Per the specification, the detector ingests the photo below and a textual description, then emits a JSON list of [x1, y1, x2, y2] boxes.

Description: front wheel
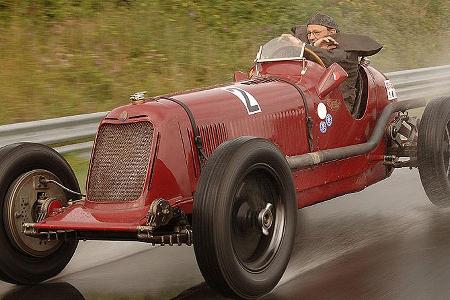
[[417, 97, 450, 207], [193, 137, 297, 299], [0, 143, 79, 284]]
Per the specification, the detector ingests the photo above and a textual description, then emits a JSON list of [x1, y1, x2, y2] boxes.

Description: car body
[[1, 35, 448, 299], [31, 38, 392, 231]]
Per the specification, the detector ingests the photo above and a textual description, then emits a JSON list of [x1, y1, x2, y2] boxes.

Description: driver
[[306, 13, 340, 50], [293, 13, 359, 111]]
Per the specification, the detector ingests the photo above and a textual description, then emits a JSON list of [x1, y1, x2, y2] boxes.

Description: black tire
[[417, 97, 450, 207], [193, 137, 297, 299], [0, 143, 79, 284]]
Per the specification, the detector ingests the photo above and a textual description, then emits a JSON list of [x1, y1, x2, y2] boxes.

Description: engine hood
[[167, 78, 306, 127], [104, 77, 311, 159], [106, 78, 307, 128]]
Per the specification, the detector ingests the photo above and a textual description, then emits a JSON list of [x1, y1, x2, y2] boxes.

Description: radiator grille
[[240, 77, 278, 85], [87, 122, 153, 202]]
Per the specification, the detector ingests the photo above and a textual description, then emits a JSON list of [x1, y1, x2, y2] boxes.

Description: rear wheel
[[417, 97, 450, 207], [0, 143, 79, 284], [193, 137, 296, 299]]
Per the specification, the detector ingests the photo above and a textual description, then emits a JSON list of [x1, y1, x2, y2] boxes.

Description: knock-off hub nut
[[258, 203, 274, 236]]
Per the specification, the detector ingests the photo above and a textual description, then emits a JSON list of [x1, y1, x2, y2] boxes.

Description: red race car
[[0, 34, 448, 299]]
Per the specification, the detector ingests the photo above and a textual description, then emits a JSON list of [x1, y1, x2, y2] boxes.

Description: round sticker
[[319, 121, 327, 133], [317, 103, 327, 120], [326, 114, 333, 127]]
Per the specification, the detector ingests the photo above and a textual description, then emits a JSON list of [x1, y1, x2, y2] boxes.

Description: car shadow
[[2, 282, 85, 300], [171, 282, 230, 300]]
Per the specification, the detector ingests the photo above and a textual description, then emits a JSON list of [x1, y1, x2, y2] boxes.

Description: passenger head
[[306, 13, 339, 44]]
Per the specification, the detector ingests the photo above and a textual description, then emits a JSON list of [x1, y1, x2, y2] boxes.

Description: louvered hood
[[171, 78, 310, 156]]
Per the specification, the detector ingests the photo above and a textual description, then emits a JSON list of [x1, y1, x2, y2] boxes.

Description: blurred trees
[[0, 0, 449, 124]]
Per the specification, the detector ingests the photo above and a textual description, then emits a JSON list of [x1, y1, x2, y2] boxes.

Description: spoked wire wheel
[[418, 97, 450, 207], [193, 137, 296, 299]]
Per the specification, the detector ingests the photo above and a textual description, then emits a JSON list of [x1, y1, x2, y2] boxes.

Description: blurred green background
[[0, 0, 449, 125], [1, 0, 449, 186]]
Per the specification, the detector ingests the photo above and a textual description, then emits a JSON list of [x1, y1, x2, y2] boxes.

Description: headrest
[[291, 25, 383, 57]]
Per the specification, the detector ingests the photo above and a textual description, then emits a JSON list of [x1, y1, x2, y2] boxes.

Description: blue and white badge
[[325, 114, 333, 127], [320, 121, 327, 133]]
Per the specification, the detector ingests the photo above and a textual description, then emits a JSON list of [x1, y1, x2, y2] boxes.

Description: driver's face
[[307, 24, 331, 44]]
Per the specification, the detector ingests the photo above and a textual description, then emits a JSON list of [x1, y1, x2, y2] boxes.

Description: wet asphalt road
[[1, 168, 449, 300]]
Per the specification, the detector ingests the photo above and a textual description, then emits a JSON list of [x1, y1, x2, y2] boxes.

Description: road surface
[[1, 168, 449, 299]]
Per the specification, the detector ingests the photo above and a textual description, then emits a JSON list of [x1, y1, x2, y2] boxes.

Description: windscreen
[[258, 34, 305, 60]]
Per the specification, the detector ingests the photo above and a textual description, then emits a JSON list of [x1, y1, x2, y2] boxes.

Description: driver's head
[[307, 13, 339, 44]]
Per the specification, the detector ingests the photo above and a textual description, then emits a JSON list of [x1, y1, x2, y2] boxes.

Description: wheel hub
[[5, 169, 66, 257], [258, 203, 274, 236], [230, 166, 287, 272]]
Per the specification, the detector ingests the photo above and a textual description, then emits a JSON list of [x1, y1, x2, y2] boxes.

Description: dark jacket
[[307, 45, 359, 105], [291, 25, 382, 107]]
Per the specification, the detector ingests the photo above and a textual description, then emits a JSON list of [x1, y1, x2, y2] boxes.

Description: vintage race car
[[0, 34, 448, 299]]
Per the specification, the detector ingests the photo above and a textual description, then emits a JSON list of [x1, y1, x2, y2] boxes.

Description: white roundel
[[317, 103, 327, 120]]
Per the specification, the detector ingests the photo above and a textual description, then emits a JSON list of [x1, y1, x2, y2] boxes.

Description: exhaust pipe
[[287, 98, 426, 170]]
